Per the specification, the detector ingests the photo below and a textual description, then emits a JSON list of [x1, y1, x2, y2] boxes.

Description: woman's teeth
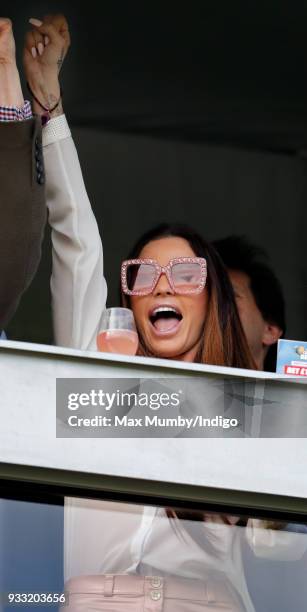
[[152, 306, 180, 316], [150, 306, 182, 333]]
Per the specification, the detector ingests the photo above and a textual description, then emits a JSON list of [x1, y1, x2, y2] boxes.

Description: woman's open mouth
[[149, 305, 183, 336]]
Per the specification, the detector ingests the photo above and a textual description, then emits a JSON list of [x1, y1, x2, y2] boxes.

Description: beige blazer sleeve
[[42, 115, 107, 349]]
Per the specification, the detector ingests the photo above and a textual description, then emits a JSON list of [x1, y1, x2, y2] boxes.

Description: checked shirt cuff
[[0, 100, 32, 122]]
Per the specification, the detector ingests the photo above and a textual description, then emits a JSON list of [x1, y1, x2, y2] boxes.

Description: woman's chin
[[148, 338, 188, 360], [141, 325, 198, 361], [145, 333, 201, 362]]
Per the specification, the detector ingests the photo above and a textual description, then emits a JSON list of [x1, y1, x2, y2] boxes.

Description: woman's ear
[[262, 323, 283, 347]]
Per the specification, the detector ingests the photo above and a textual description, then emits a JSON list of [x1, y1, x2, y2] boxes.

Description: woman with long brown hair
[[22, 15, 306, 612], [24, 21, 255, 369], [22, 13, 256, 369]]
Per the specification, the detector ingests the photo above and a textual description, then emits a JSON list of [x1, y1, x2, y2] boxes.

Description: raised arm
[[0, 18, 46, 329], [23, 15, 107, 349]]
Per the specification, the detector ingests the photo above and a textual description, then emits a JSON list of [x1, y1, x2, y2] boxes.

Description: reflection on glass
[[64, 499, 307, 612], [0, 496, 307, 611]]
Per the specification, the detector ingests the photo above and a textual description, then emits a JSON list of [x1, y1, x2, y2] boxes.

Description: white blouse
[[43, 117, 307, 612], [64, 498, 307, 612]]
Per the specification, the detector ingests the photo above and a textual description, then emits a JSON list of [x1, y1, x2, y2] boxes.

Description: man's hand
[[23, 14, 70, 116], [0, 18, 16, 65]]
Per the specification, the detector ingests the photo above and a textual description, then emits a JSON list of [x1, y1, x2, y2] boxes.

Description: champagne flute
[[96, 307, 139, 356]]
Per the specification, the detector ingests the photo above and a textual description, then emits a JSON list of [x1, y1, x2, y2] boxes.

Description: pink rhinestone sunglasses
[[121, 257, 207, 296]]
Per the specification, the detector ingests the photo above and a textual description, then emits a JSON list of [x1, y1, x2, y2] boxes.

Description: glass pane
[[1, 495, 307, 611], [0, 498, 64, 611]]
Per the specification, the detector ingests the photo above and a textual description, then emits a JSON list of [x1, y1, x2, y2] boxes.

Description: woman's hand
[[23, 14, 70, 117], [0, 18, 24, 107]]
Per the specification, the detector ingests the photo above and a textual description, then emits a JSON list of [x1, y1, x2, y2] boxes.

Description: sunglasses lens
[[171, 262, 202, 291], [126, 263, 156, 292]]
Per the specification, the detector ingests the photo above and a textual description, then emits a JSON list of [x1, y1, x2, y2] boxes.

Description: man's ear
[[262, 323, 283, 347]]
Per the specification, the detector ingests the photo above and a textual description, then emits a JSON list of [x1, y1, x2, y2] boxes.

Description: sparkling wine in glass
[[97, 307, 139, 356]]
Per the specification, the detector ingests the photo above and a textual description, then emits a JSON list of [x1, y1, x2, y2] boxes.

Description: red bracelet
[[27, 82, 62, 125]]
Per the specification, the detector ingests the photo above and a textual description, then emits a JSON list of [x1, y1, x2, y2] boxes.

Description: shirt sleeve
[[0, 100, 32, 122], [42, 114, 107, 349]]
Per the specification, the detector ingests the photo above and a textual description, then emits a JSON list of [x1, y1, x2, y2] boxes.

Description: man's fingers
[[0, 17, 12, 33], [0, 17, 12, 27]]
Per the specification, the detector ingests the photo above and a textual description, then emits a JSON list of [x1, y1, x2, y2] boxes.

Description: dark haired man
[[213, 236, 285, 372]]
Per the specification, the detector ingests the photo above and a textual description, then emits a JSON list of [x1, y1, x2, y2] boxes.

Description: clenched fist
[[0, 18, 16, 65]]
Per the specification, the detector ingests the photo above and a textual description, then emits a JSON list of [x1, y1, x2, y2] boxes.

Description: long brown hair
[[122, 223, 256, 370], [165, 508, 247, 557]]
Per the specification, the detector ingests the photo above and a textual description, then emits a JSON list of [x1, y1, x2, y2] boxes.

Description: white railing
[[0, 340, 307, 499]]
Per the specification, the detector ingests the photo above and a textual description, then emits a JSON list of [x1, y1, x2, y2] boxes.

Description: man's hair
[[213, 235, 286, 372]]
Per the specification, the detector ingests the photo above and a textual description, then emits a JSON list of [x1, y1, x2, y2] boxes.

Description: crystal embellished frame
[[121, 257, 207, 296]]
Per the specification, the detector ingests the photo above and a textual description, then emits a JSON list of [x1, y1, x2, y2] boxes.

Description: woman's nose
[[153, 271, 174, 295]]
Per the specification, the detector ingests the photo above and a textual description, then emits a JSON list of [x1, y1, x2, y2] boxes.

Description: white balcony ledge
[[0, 340, 306, 500]]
